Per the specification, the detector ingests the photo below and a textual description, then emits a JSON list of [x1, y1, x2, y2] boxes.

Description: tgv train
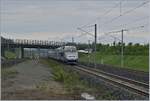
[[48, 46, 78, 64]]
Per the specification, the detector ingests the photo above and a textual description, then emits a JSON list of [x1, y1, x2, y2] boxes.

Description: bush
[[52, 66, 68, 82], [5, 51, 16, 59], [42, 59, 88, 93]]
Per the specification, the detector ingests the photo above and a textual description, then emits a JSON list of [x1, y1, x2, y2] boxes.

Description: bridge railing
[[1, 38, 66, 47]]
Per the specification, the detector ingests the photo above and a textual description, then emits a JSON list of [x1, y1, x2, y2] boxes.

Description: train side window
[[60, 52, 63, 56]]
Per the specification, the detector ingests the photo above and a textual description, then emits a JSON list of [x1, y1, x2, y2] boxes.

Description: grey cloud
[[1, 0, 149, 43]]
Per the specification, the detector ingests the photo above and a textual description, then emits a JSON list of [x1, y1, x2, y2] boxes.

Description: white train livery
[[49, 46, 78, 64]]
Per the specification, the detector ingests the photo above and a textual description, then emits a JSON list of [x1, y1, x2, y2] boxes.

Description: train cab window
[[64, 46, 77, 52]]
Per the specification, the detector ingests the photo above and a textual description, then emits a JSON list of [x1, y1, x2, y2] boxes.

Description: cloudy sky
[[1, 0, 149, 44]]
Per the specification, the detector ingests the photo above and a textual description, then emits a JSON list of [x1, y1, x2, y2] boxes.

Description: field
[[79, 52, 149, 72]]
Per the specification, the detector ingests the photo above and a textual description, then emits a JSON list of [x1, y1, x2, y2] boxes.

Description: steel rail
[[73, 65, 149, 96], [78, 64, 149, 87]]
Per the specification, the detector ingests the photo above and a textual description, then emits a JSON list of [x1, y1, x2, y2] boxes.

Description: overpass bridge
[[1, 37, 65, 58]]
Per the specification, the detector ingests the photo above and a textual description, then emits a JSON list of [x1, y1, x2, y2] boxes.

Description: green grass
[[41, 59, 107, 98], [1, 68, 18, 79], [79, 52, 149, 72], [40, 59, 89, 93], [5, 51, 16, 59], [41, 59, 141, 99]]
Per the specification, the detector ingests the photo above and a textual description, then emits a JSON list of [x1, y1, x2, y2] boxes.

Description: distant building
[[78, 49, 92, 54]]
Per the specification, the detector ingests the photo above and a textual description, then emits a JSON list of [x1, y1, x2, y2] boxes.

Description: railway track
[[73, 64, 149, 97]]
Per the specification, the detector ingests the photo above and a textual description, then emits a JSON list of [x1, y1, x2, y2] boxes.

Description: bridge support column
[[1, 47, 5, 57], [21, 47, 24, 58], [18, 47, 24, 58], [38, 47, 40, 58], [30, 48, 32, 59]]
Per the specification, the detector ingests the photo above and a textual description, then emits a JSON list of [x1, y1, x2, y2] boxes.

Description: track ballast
[[72, 64, 149, 97]]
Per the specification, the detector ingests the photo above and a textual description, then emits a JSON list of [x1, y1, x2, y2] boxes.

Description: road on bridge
[[1, 59, 73, 100]]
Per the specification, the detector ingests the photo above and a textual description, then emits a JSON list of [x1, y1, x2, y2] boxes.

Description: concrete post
[[18, 46, 24, 58], [121, 29, 124, 67], [94, 24, 97, 68], [18, 47, 21, 59], [1, 47, 5, 57], [21, 47, 24, 58], [38, 47, 40, 58]]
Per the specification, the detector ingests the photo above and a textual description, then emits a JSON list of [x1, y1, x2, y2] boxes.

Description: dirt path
[[3, 60, 52, 90], [1, 59, 76, 100]]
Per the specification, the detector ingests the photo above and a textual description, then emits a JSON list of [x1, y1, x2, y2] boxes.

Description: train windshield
[[64, 46, 77, 52]]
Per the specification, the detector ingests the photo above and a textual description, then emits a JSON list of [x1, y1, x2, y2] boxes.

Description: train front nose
[[65, 52, 78, 60], [66, 55, 78, 60]]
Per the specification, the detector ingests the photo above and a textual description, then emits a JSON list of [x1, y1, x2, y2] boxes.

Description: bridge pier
[[30, 48, 32, 59], [38, 47, 40, 58], [21, 47, 24, 58], [18, 47, 24, 58], [1, 47, 5, 57]]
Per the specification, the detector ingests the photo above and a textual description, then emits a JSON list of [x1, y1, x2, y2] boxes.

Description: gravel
[[1, 59, 75, 100], [70, 66, 149, 100], [79, 62, 149, 84]]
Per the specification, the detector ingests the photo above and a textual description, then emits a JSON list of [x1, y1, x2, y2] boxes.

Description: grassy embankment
[[1, 68, 18, 80], [41, 59, 121, 100], [41, 59, 89, 93], [2, 51, 18, 79], [79, 52, 149, 72], [4, 51, 16, 59]]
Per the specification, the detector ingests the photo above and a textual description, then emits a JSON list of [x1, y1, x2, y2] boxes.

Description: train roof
[[56, 45, 76, 50]]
